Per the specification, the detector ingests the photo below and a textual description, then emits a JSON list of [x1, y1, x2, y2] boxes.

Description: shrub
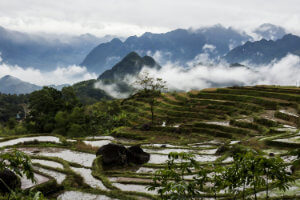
[[67, 124, 85, 137]]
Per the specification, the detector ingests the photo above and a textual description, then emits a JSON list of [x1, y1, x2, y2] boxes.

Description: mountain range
[[0, 75, 41, 94], [225, 34, 300, 65], [0, 24, 290, 74], [0, 75, 69, 95], [0, 26, 116, 71], [81, 25, 253, 73]]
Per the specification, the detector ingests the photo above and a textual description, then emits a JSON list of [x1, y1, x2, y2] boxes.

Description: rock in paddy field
[[0, 169, 21, 194], [95, 143, 150, 167]]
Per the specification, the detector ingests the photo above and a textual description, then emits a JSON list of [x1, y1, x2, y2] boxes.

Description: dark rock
[[216, 145, 230, 155], [127, 145, 150, 165], [173, 127, 182, 134], [269, 153, 275, 157], [96, 143, 128, 166], [141, 123, 151, 131], [0, 169, 21, 193], [291, 165, 295, 174], [96, 143, 150, 167]]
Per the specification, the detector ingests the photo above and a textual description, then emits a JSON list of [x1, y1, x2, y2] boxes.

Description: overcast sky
[[0, 0, 299, 37]]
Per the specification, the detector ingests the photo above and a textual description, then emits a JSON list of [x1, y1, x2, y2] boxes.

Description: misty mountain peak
[[0, 75, 41, 94], [111, 38, 123, 44], [98, 52, 160, 81], [254, 23, 286, 40]]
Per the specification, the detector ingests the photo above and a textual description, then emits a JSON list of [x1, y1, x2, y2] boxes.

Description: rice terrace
[[1, 85, 300, 199]]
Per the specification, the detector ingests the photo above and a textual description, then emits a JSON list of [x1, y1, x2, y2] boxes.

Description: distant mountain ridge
[[0, 24, 289, 74], [225, 34, 300, 65], [0, 75, 70, 94], [0, 26, 115, 71], [81, 25, 252, 73], [0, 75, 41, 94]]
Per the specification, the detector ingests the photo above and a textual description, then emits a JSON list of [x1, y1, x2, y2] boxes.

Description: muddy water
[[71, 167, 107, 190], [144, 148, 192, 154], [256, 179, 300, 197], [35, 167, 66, 184], [21, 173, 49, 189], [86, 136, 114, 140], [83, 140, 111, 147], [149, 154, 219, 164], [112, 183, 157, 195], [262, 149, 288, 155], [135, 167, 158, 174], [0, 136, 61, 148], [205, 121, 230, 126], [57, 191, 117, 200], [281, 155, 298, 163], [279, 110, 299, 117], [222, 157, 234, 163], [274, 136, 300, 144], [17, 147, 96, 167], [32, 159, 64, 169], [143, 144, 183, 148], [144, 147, 217, 155]]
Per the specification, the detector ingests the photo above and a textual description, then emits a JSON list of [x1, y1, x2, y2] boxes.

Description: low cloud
[[94, 80, 131, 99], [93, 54, 300, 99], [0, 57, 97, 86], [202, 44, 216, 52], [140, 54, 300, 91]]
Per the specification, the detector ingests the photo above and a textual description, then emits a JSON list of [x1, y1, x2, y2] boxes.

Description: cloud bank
[[94, 80, 131, 99], [0, 57, 97, 86], [141, 54, 300, 91], [94, 53, 300, 99]]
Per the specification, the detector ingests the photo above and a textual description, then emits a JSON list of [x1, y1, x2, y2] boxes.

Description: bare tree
[[134, 72, 167, 124]]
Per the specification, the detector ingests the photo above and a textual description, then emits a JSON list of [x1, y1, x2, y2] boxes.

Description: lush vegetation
[[0, 150, 46, 200], [149, 151, 294, 200]]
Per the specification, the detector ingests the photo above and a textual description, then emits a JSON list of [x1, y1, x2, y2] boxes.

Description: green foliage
[[88, 100, 129, 135], [7, 117, 17, 129], [0, 150, 35, 184], [217, 88, 300, 103], [254, 117, 278, 127], [148, 152, 208, 199], [0, 150, 39, 199], [189, 92, 278, 110], [5, 190, 47, 200], [274, 111, 299, 124], [149, 151, 295, 200], [230, 119, 268, 134], [26, 87, 80, 133], [0, 93, 27, 123], [72, 79, 111, 105], [67, 124, 84, 137]]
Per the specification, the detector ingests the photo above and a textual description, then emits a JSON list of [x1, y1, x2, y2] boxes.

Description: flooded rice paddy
[[0, 121, 298, 199]]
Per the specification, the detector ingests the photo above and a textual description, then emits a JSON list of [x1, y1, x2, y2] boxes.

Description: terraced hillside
[[0, 86, 300, 199]]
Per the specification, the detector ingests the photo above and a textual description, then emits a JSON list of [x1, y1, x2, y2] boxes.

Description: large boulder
[[0, 169, 21, 194], [127, 145, 150, 165], [96, 143, 150, 167], [96, 143, 128, 166]]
